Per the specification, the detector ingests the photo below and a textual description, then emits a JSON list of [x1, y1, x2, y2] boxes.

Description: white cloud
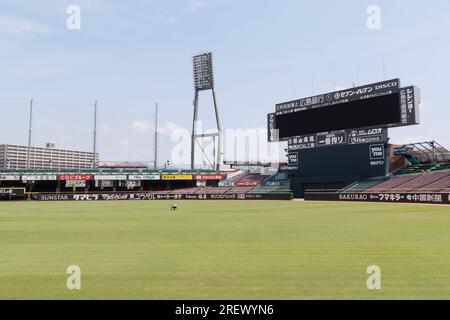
[[0, 39, 16, 54], [189, 0, 209, 13], [159, 122, 183, 135], [100, 124, 112, 135], [118, 138, 129, 146], [132, 120, 183, 135], [158, 0, 214, 25], [163, 15, 180, 25], [0, 16, 49, 34], [132, 120, 153, 133], [13, 66, 72, 78]]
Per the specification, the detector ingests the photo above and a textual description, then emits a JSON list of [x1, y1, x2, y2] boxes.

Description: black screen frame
[[276, 92, 401, 139]]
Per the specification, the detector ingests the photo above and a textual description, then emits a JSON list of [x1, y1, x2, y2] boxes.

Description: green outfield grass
[[0, 200, 449, 299]]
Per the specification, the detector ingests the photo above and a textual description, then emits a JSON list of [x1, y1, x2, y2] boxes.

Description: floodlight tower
[[191, 52, 222, 171]]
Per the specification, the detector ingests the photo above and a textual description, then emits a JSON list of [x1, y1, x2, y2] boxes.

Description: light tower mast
[[191, 52, 222, 171]]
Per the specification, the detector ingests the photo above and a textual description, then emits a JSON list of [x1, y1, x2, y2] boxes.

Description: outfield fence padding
[[30, 192, 293, 201], [305, 191, 450, 205]]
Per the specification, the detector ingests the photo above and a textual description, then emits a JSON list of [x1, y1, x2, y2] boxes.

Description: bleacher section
[[237, 173, 270, 185], [432, 162, 450, 172], [0, 166, 295, 197], [366, 174, 420, 192], [342, 169, 450, 193], [226, 186, 255, 194], [196, 187, 232, 194], [343, 177, 388, 192], [190, 171, 291, 194], [418, 173, 450, 192], [249, 185, 291, 194], [395, 163, 436, 175], [170, 187, 202, 194], [227, 171, 248, 184], [392, 161, 450, 176], [394, 171, 450, 192]]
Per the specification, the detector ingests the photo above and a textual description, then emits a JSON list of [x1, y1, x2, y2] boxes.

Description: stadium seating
[[394, 171, 450, 192], [195, 187, 231, 194], [343, 169, 450, 193], [226, 171, 248, 184], [170, 187, 202, 194], [394, 164, 435, 176], [236, 173, 271, 185], [432, 162, 450, 171], [226, 186, 256, 193], [343, 177, 388, 192], [417, 173, 450, 192], [249, 185, 291, 194], [366, 174, 420, 192]]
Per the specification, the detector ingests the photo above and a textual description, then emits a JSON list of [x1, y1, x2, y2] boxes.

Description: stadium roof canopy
[[396, 141, 450, 164]]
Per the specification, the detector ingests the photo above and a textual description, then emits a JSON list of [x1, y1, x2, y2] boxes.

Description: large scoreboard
[[268, 79, 421, 150], [268, 79, 422, 198]]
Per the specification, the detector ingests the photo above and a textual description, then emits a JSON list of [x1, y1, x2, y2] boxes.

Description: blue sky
[[0, 0, 449, 165]]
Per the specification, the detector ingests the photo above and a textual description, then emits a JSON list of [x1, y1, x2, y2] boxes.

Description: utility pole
[[191, 91, 199, 170], [356, 64, 360, 86], [212, 90, 222, 172], [154, 102, 158, 170], [93, 101, 98, 169], [431, 141, 437, 164], [27, 99, 33, 169], [213, 135, 216, 170], [333, 61, 336, 90]]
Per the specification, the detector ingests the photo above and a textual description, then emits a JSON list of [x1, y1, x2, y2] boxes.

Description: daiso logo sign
[[370, 144, 384, 160]]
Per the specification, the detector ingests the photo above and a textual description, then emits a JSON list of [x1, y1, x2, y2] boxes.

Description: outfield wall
[[305, 191, 450, 205], [0, 188, 26, 200], [30, 192, 293, 201]]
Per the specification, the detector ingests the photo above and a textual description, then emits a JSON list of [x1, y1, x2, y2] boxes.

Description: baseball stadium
[[1, 73, 450, 300]]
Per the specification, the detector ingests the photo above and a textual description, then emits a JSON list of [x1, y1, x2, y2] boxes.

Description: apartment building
[[0, 143, 99, 170]]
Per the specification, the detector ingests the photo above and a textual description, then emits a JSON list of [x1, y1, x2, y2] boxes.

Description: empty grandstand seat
[[344, 176, 389, 192], [227, 171, 248, 184], [367, 174, 420, 192], [249, 185, 292, 194], [195, 187, 231, 194], [170, 187, 202, 194], [226, 186, 255, 194], [236, 174, 270, 185], [417, 171, 450, 192], [395, 171, 450, 192]]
